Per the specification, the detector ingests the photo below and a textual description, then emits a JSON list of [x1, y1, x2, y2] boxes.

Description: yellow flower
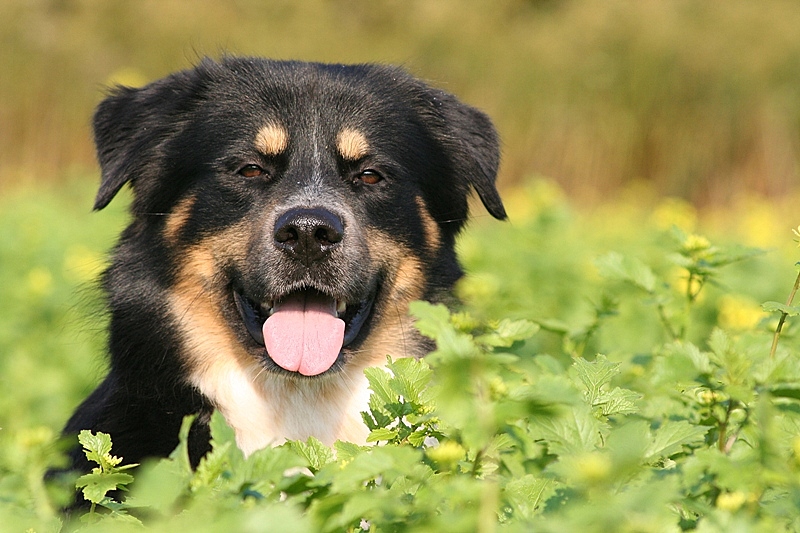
[[17, 426, 54, 449], [716, 491, 750, 512], [696, 389, 723, 405], [652, 197, 697, 232], [573, 452, 612, 484], [681, 234, 712, 257], [27, 267, 53, 297], [503, 179, 566, 224], [717, 294, 764, 331], [426, 441, 466, 470]]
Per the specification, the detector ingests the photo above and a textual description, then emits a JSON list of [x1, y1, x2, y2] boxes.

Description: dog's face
[[93, 58, 504, 449]]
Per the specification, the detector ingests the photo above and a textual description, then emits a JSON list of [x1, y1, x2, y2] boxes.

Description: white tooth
[[336, 300, 347, 316]]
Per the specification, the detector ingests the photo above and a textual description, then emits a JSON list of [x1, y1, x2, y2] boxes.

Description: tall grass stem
[[769, 268, 800, 359]]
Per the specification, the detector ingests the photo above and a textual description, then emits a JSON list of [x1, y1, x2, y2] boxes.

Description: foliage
[[3, 179, 800, 531], [74, 431, 137, 516]]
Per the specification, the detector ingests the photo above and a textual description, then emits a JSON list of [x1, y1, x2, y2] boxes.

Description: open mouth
[[233, 286, 376, 377]]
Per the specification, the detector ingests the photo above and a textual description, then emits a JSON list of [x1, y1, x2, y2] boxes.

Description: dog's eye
[[238, 164, 266, 178], [358, 170, 382, 185]]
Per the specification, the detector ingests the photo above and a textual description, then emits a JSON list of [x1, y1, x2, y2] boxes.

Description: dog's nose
[[274, 208, 344, 263]]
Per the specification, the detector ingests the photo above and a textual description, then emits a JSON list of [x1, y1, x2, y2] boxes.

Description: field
[[2, 178, 800, 531], [4, 0, 800, 530]]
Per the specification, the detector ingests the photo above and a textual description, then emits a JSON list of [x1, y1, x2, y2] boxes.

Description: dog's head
[[93, 57, 504, 395]]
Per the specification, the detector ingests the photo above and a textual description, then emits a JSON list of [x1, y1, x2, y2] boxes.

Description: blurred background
[[2, 0, 800, 205]]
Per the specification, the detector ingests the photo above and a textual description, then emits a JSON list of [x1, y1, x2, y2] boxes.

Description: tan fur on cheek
[[255, 122, 289, 156], [415, 196, 441, 252], [164, 195, 196, 243], [359, 230, 428, 364]]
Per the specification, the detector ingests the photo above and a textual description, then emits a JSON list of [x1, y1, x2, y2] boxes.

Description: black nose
[[274, 207, 344, 264]]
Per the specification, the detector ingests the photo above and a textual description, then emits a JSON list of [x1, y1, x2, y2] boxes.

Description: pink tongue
[[262, 292, 345, 376]]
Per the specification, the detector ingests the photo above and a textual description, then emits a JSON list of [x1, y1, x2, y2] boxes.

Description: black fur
[[61, 57, 505, 481]]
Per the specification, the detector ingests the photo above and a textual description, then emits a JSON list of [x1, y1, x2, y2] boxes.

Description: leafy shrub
[[2, 179, 800, 531]]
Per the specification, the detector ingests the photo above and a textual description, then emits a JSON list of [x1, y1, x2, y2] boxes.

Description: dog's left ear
[[427, 90, 507, 221]]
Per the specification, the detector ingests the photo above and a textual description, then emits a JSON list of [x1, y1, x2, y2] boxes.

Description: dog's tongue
[[263, 292, 345, 376]]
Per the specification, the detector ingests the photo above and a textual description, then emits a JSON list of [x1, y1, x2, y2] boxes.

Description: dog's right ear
[[92, 66, 207, 211]]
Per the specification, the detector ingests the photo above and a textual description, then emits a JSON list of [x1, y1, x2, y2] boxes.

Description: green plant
[[74, 431, 138, 523], [46, 290, 800, 531], [595, 228, 763, 342], [3, 180, 800, 531]]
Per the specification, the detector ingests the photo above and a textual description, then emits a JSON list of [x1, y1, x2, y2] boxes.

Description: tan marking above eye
[[255, 122, 289, 156], [337, 128, 370, 161]]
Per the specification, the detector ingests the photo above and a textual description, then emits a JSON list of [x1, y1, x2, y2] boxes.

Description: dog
[[61, 57, 506, 474]]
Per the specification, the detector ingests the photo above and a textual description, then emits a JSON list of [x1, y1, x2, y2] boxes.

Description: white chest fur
[[191, 359, 373, 456]]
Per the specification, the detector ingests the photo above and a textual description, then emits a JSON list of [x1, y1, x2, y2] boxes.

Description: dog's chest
[[194, 364, 373, 456]]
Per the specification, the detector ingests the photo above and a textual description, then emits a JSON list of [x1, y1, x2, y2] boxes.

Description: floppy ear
[[92, 67, 206, 211], [428, 90, 507, 221]]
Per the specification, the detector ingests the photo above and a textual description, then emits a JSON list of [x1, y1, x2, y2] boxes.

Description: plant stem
[[656, 302, 679, 341], [769, 268, 800, 359], [718, 401, 734, 453]]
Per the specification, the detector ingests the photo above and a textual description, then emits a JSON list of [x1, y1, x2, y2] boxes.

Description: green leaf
[[78, 430, 122, 471], [530, 402, 604, 456], [76, 472, 134, 504], [125, 458, 188, 512], [504, 475, 555, 519], [386, 356, 433, 405], [595, 387, 641, 416], [767, 384, 800, 401], [707, 328, 753, 394], [476, 318, 540, 347], [595, 252, 657, 292], [762, 301, 800, 316], [168, 414, 199, 477], [209, 409, 236, 446], [366, 428, 399, 443], [334, 441, 367, 463], [286, 437, 334, 472], [570, 355, 620, 405], [709, 245, 765, 268], [78, 430, 113, 461], [410, 300, 478, 359], [408, 301, 453, 339], [364, 365, 396, 407], [190, 441, 232, 491], [328, 446, 423, 494], [645, 421, 710, 462], [533, 318, 572, 334], [655, 341, 712, 384], [606, 420, 649, 465]]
